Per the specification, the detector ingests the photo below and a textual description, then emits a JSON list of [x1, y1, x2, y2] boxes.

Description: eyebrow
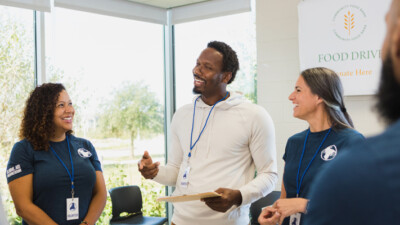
[[57, 100, 71, 103], [203, 62, 213, 67]]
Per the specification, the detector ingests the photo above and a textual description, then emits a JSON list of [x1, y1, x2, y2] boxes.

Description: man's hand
[[201, 188, 242, 212], [138, 151, 160, 179], [258, 206, 281, 225]]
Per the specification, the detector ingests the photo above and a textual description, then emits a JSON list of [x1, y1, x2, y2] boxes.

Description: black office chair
[[109, 185, 168, 225], [249, 191, 281, 225]]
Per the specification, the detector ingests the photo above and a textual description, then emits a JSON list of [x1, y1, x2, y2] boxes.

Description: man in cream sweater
[[139, 41, 278, 225]]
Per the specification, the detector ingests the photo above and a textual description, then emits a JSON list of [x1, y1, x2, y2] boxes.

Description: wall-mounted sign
[[298, 0, 391, 95]]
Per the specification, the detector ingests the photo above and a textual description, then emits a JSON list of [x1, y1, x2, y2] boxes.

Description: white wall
[[255, 0, 385, 190]]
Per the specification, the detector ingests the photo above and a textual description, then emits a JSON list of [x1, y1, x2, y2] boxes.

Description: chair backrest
[[109, 185, 143, 220], [250, 191, 281, 225]]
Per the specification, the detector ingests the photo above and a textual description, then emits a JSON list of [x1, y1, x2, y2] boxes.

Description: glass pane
[[0, 5, 35, 223], [45, 8, 165, 222], [175, 11, 257, 108]]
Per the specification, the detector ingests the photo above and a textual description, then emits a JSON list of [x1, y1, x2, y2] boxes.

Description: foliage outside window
[[0, 6, 166, 224], [0, 6, 35, 224], [45, 8, 166, 224], [175, 12, 257, 108], [0, 5, 257, 225]]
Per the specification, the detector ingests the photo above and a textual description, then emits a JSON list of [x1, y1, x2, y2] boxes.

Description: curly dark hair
[[207, 41, 239, 84], [19, 83, 72, 151]]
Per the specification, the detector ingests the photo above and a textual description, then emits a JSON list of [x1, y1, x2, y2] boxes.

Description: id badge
[[289, 213, 301, 225], [66, 198, 79, 220], [180, 166, 191, 188]]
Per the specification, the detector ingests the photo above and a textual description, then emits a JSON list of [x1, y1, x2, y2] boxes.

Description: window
[[0, 3, 255, 223], [174, 11, 257, 108], [0, 5, 35, 222], [45, 8, 166, 222]]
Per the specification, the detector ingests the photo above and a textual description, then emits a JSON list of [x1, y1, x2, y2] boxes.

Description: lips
[[194, 75, 205, 87], [62, 117, 73, 123], [291, 103, 299, 112]]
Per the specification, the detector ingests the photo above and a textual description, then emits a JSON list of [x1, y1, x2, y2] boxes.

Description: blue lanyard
[[50, 135, 75, 198], [189, 92, 229, 158], [296, 127, 332, 197]]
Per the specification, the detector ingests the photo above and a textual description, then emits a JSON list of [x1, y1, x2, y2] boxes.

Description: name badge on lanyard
[[290, 213, 301, 225], [184, 92, 229, 189], [292, 128, 331, 225], [50, 135, 79, 221], [66, 198, 79, 220], [180, 166, 191, 188]]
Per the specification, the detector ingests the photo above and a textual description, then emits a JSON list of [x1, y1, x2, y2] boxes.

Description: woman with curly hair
[[6, 83, 106, 225]]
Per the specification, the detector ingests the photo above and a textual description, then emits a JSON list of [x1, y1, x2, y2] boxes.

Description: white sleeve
[[152, 113, 183, 186], [239, 106, 278, 205]]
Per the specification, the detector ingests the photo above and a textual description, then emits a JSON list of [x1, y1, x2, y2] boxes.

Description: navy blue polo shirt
[[6, 134, 102, 225], [282, 127, 364, 225]]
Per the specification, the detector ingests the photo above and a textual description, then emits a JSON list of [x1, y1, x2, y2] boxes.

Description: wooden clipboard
[[157, 192, 221, 202]]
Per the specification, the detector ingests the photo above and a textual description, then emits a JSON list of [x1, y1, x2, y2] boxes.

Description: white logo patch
[[7, 164, 22, 178], [321, 145, 337, 161], [77, 148, 92, 158]]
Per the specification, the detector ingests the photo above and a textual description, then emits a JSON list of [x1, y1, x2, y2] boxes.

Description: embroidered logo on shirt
[[321, 145, 338, 161], [7, 164, 22, 178], [77, 148, 92, 158]]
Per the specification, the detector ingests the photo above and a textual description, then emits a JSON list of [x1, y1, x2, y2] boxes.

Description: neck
[[307, 110, 332, 132], [50, 131, 66, 142], [201, 90, 229, 106]]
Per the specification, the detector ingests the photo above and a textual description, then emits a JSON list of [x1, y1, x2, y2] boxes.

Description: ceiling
[[127, 0, 211, 9]]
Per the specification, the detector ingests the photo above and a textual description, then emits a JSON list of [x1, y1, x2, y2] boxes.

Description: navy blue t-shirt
[[304, 120, 400, 225], [282, 127, 364, 225], [6, 134, 102, 225]]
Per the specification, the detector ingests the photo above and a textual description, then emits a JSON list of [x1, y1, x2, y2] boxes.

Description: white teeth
[[63, 117, 72, 120], [194, 78, 204, 82]]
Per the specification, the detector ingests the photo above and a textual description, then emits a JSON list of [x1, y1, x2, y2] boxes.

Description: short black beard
[[375, 55, 400, 125], [193, 87, 201, 95]]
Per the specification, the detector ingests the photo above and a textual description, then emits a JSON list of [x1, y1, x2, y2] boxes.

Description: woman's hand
[[273, 198, 308, 224], [258, 206, 281, 225]]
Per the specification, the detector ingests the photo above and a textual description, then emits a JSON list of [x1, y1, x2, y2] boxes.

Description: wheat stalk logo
[[344, 11, 355, 36]]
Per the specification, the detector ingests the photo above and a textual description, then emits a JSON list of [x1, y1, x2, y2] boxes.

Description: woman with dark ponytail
[[259, 67, 364, 225]]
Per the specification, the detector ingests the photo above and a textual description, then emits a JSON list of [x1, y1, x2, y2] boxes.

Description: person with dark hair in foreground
[[6, 83, 107, 225], [138, 41, 278, 225], [303, 1, 400, 224], [258, 67, 364, 225]]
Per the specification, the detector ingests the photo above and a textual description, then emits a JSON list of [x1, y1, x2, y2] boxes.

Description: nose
[[66, 104, 74, 113], [288, 91, 295, 101], [193, 65, 201, 75]]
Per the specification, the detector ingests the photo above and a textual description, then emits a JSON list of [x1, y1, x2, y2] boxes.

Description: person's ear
[[222, 72, 232, 84], [316, 95, 324, 105], [390, 18, 400, 81]]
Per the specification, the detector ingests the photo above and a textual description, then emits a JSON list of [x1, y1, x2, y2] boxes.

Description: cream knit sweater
[[154, 92, 278, 225]]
